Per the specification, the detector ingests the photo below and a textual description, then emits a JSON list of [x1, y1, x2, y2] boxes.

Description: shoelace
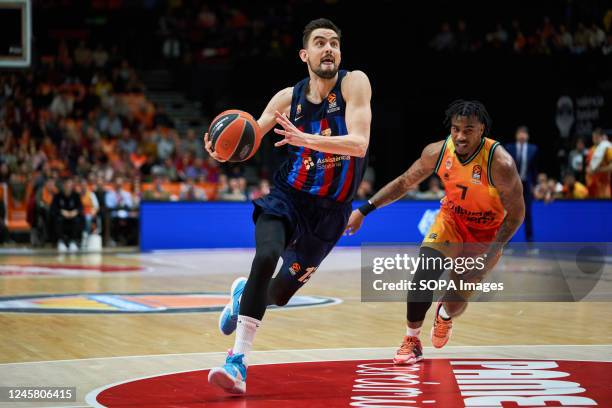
[[433, 317, 452, 338], [398, 337, 420, 355]]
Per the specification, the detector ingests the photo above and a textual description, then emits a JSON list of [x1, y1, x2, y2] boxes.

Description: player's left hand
[[344, 209, 365, 235], [273, 111, 308, 147]]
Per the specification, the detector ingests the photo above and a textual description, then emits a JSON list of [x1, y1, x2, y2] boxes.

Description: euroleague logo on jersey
[[471, 165, 482, 184], [327, 92, 340, 114]]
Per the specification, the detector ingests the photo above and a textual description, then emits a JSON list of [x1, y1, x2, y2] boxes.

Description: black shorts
[[252, 185, 351, 285]]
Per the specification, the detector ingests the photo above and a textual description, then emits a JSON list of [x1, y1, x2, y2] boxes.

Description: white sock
[[406, 326, 422, 337], [233, 315, 260, 363], [438, 304, 451, 320]]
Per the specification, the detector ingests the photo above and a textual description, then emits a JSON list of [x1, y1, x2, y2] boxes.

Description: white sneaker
[[58, 241, 67, 252], [69, 242, 79, 252]]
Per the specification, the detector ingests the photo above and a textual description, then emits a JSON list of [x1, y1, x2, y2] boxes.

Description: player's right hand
[[344, 209, 365, 235], [203, 132, 227, 162]]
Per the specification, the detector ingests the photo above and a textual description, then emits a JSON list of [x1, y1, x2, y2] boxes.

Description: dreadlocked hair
[[444, 100, 492, 136]]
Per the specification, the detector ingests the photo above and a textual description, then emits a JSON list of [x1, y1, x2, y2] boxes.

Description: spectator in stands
[[9, 170, 27, 206], [156, 128, 175, 161], [51, 178, 83, 252], [455, 20, 472, 52], [181, 129, 205, 159], [202, 156, 220, 182], [589, 23, 606, 50], [250, 179, 271, 200], [151, 157, 178, 181], [92, 44, 109, 68], [554, 24, 573, 52], [0, 162, 9, 183], [505, 126, 538, 242], [34, 178, 58, 244], [49, 87, 74, 118], [562, 172, 589, 199], [568, 137, 588, 181], [118, 128, 137, 154], [74, 40, 92, 66], [78, 179, 100, 238], [129, 146, 147, 171], [430, 22, 455, 52], [416, 177, 445, 199], [132, 178, 142, 209], [603, 33, 612, 56], [185, 157, 204, 180], [217, 173, 229, 196], [572, 23, 589, 54], [547, 177, 564, 200], [176, 152, 194, 181], [153, 105, 174, 129], [533, 173, 551, 201], [98, 109, 122, 137], [219, 177, 247, 201], [143, 176, 171, 200], [586, 128, 612, 198], [485, 22, 509, 49], [105, 177, 135, 246], [179, 177, 207, 201]]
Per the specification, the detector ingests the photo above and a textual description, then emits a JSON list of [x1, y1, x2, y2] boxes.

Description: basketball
[[207, 110, 262, 162]]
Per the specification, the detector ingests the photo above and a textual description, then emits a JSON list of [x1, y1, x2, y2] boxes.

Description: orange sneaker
[[393, 335, 423, 365], [430, 302, 453, 348]]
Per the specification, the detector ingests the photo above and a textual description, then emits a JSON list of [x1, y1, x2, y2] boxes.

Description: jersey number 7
[[457, 184, 468, 200]]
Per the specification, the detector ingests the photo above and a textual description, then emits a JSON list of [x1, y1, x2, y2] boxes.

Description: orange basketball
[[207, 110, 262, 162]]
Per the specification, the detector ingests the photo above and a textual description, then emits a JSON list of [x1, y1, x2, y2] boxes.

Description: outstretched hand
[[273, 111, 308, 148]]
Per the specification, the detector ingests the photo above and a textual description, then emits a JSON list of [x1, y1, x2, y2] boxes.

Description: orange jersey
[[434, 136, 505, 230]]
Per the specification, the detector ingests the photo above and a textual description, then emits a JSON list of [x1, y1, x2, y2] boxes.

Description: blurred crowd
[[430, 15, 612, 55], [158, 2, 296, 63], [0, 40, 271, 248], [1, 2, 611, 249], [537, 128, 612, 201]]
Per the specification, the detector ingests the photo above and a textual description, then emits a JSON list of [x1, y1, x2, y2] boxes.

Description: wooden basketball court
[[1, 247, 611, 407]]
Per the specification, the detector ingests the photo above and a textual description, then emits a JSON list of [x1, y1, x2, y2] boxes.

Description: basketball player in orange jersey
[[204, 18, 372, 393], [346, 100, 525, 364]]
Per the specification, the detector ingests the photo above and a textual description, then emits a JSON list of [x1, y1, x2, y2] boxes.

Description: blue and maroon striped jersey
[[275, 70, 367, 202]]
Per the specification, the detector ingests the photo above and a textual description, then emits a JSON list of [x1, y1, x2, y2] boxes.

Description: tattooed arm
[[463, 146, 525, 283], [344, 141, 444, 235], [485, 145, 526, 258]]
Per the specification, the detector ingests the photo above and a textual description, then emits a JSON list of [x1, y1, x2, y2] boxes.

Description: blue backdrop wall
[[140, 200, 611, 251]]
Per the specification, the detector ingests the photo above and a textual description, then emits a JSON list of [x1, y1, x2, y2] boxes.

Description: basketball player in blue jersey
[[205, 18, 372, 394]]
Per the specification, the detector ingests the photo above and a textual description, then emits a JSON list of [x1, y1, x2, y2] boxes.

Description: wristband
[[358, 200, 376, 216]]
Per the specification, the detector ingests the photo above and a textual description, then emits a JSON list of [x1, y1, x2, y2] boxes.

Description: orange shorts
[[422, 209, 502, 300]]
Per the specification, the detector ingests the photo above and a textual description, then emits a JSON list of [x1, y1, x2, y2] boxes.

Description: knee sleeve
[[407, 246, 446, 323], [239, 214, 287, 320]]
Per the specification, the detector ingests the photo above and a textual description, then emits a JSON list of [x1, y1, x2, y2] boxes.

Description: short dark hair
[[593, 127, 605, 136], [516, 125, 529, 134], [444, 99, 492, 136], [303, 18, 341, 48]]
